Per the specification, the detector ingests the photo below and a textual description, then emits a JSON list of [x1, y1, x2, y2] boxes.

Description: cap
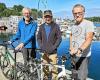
[[44, 10, 52, 17]]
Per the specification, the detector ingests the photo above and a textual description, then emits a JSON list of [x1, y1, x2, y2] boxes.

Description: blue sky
[[0, 0, 100, 12], [0, 0, 100, 17]]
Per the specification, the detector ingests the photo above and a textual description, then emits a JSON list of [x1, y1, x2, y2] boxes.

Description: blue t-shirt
[[44, 23, 51, 40]]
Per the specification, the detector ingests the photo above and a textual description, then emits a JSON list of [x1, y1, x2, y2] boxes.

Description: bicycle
[[25, 49, 71, 80], [14, 49, 78, 80], [9, 49, 51, 80], [37, 50, 80, 80], [35, 49, 71, 80], [0, 41, 26, 80], [10, 48, 41, 80]]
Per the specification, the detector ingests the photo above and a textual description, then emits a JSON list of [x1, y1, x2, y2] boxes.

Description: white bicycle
[[35, 49, 69, 80]]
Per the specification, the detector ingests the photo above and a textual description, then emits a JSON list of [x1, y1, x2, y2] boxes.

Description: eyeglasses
[[73, 12, 84, 16], [44, 15, 52, 18], [24, 12, 30, 14]]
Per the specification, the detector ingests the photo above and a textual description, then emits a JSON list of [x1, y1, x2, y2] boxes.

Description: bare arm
[[69, 33, 76, 55], [77, 32, 94, 55], [69, 33, 72, 50], [79, 32, 94, 50]]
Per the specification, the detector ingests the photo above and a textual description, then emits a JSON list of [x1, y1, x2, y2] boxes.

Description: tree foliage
[[85, 17, 100, 22], [0, 3, 6, 12], [13, 5, 24, 12], [0, 3, 43, 19]]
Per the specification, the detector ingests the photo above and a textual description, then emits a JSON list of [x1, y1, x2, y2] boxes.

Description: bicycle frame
[[0, 41, 18, 80], [40, 62, 67, 79], [12, 48, 77, 80], [35, 49, 68, 80]]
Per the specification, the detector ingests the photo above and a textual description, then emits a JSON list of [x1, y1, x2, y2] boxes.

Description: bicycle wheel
[[16, 62, 29, 80], [0, 54, 14, 79], [0, 46, 5, 66], [27, 61, 39, 80], [58, 76, 67, 80]]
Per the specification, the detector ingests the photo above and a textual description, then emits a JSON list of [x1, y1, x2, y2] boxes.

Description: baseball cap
[[44, 10, 52, 17]]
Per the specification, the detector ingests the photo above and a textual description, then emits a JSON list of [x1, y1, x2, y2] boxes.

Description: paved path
[[0, 68, 9, 80]]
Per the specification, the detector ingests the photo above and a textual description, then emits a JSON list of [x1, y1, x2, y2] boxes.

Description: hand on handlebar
[[7, 41, 12, 44], [15, 43, 24, 50], [70, 48, 77, 55], [70, 48, 81, 57], [76, 50, 81, 57]]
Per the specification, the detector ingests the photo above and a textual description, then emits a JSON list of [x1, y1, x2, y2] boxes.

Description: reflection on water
[[0, 33, 14, 42]]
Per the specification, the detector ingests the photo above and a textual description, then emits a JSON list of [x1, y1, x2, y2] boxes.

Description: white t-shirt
[[71, 19, 94, 57]]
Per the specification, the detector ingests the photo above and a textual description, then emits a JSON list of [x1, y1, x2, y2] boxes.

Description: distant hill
[[54, 11, 72, 19], [85, 8, 100, 17], [54, 8, 100, 19]]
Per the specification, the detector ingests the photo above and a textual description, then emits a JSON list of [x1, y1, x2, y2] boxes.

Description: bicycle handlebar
[[0, 41, 21, 53], [1, 41, 14, 47]]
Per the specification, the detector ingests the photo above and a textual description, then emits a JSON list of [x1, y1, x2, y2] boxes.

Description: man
[[11, 8, 37, 67], [70, 4, 94, 80], [37, 10, 62, 79]]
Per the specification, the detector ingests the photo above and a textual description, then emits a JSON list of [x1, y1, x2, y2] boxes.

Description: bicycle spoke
[[0, 55, 14, 79], [58, 76, 67, 80], [16, 62, 29, 80], [1, 56, 9, 68]]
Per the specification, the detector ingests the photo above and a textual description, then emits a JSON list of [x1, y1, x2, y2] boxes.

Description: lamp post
[[37, 0, 41, 18], [38, 0, 41, 10]]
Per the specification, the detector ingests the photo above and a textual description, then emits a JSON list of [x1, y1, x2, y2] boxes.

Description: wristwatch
[[78, 48, 83, 53]]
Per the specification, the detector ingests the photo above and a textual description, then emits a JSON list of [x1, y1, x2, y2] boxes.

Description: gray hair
[[22, 7, 32, 14], [72, 4, 85, 12]]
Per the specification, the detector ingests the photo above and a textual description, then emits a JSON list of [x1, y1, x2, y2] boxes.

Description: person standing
[[70, 4, 94, 80], [37, 10, 62, 79], [11, 7, 37, 68]]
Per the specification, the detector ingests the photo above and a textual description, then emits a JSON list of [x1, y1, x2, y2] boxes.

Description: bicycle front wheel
[[58, 76, 67, 80], [16, 62, 29, 80], [0, 54, 14, 79], [27, 62, 40, 80]]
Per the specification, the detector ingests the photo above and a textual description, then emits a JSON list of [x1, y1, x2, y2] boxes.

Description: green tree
[[85, 17, 100, 22], [13, 5, 24, 12], [0, 3, 43, 18], [38, 10, 43, 18], [0, 3, 6, 12], [31, 11, 38, 20], [0, 9, 12, 17], [31, 9, 43, 19]]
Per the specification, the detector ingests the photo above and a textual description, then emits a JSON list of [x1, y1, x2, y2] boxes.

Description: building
[[9, 16, 22, 34], [0, 17, 9, 33], [0, 16, 22, 34]]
